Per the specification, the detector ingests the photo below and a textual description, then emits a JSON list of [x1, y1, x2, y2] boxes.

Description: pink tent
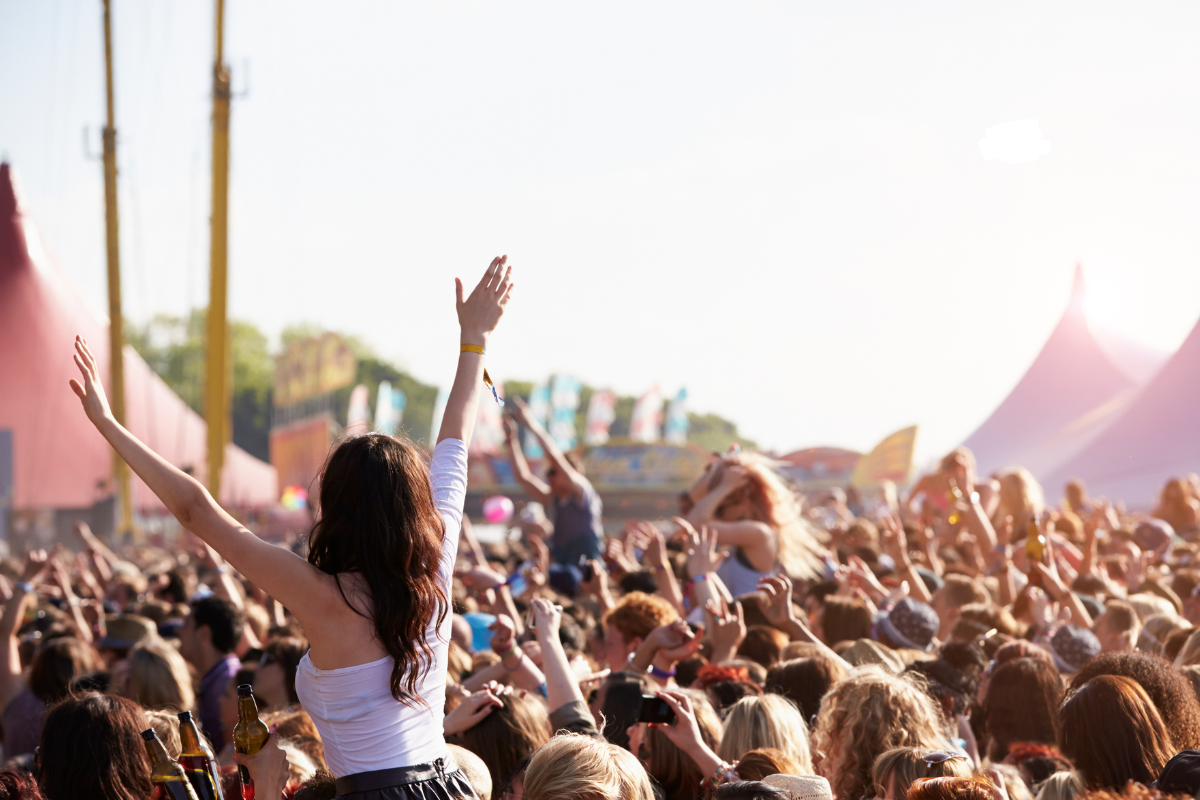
[[1044, 313, 1200, 509], [960, 266, 1165, 480], [0, 162, 277, 514]]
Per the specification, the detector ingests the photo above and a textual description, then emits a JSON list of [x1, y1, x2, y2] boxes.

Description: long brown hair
[[1059, 675, 1175, 790], [307, 434, 449, 707], [37, 692, 152, 800], [984, 657, 1063, 761]]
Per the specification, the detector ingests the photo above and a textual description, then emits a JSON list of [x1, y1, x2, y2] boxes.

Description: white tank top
[[295, 438, 467, 776]]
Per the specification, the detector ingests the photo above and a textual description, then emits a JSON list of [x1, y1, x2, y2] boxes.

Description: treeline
[[126, 312, 755, 462]]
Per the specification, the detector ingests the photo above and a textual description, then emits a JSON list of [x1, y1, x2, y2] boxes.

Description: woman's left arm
[[437, 257, 514, 445]]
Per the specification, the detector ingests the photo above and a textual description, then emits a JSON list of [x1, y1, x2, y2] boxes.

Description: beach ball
[[482, 495, 514, 524]]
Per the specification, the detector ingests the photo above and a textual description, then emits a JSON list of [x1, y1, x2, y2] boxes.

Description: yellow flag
[[851, 425, 918, 487]]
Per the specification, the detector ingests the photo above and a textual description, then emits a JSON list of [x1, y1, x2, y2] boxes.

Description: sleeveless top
[[295, 437, 467, 776], [717, 547, 778, 598], [550, 476, 604, 566]]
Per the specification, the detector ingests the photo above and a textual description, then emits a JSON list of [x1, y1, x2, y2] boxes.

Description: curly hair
[[811, 667, 949, 800], [1067, 651, 1200, 750], [603, 592, 679, 644]]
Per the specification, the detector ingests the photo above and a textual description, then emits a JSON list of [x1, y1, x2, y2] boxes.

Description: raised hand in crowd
[[704, 599, 746, 665], [649, 690, 725, 778], [443, 684, 506, 736], [231, 731, 292, 800]]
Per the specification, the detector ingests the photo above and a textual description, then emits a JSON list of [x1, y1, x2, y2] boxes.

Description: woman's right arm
[[68, 337, 331, 621]]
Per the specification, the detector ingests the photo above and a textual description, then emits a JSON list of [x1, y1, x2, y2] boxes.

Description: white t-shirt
[[295, 437, 467, 776]]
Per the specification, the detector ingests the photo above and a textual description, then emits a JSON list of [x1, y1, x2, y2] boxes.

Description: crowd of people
[[5, 259, 1200, 800]]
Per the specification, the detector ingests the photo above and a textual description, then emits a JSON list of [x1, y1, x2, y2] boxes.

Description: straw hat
[[763, 774, 834, 800]]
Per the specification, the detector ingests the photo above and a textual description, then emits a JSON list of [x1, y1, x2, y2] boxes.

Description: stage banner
[[373, 381, 407, 435], [664, 388, 689, 445], [549, 375, 582, 451], [269, 414, 335, 494], [585, 390, 617, 446], [629, 385, 664, 443], [273, 333, 357, 408], [345, 384, 371, 436], [583, 443, 710, 489], [523, 384, 551, 458], [851, 425, 919, 487]]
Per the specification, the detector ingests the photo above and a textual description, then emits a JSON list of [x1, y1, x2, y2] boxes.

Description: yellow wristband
[[460, 344, 486, 355]]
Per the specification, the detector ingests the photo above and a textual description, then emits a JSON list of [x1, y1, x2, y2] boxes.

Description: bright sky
[[3, 2, 1200, 464]]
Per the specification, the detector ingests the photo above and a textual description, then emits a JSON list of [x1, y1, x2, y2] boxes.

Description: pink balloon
[[482, 495, 514, 524]]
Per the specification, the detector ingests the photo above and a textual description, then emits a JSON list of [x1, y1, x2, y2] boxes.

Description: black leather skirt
[[333, 759, 478, 800]]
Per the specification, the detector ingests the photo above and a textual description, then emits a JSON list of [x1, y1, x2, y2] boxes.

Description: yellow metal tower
[[206, 0, 232, 502], [101, 0, 133, 539]]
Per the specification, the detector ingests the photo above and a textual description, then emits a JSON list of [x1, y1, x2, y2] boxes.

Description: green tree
[[126, 310, 274, 461]]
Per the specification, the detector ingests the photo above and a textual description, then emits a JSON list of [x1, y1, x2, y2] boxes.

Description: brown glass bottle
[[142, 728, 201, 800], [1026, 517, 1046, 586], [178, 710, 225, 800], [232, 684, 270, 800]]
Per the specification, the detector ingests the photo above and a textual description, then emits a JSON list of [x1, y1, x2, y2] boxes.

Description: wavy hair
[[696, 453, 827, 580], [811, 667, 949, 800], [307, 433, 448, 707], [718, 693, 813, 773]]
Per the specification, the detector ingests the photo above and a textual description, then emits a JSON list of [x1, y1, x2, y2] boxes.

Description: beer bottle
[[232, 684, 270, 800], [1026, 517, 1046, 587], [178, 710, 225, 800], [142, 728, 200, 800]]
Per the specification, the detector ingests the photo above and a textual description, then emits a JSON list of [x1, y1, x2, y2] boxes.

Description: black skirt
[[333, 758, 479, 800]]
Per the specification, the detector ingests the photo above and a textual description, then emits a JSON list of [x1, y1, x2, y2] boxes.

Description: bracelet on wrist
[[15, 581, 34, 595], [690, 573, 711, 585], [701, 762, 740, 792], [626, 652, 652, 675], [650, 664, 676, 680]]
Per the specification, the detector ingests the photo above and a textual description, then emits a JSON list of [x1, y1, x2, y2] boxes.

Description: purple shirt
[[198, 654, 241, 751]]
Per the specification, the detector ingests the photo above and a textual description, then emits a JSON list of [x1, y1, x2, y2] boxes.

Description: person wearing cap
[[875, 597, 940, 654], [179, 596, 244, 751], [97, 614, 157, 665], [762, 774, 834, 800], [1048, 624, 1101, 674]]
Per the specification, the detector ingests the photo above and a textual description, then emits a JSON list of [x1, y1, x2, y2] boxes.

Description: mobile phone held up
[[579, 555, 596, 583], [637, 695, 677, 725]]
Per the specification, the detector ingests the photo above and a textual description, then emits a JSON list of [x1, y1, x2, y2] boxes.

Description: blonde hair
[[1174, 629, 1200, 668], [703, 453, 827, 580], [811, 667, 949, 800], [871, 747, 973, 800], [125, 639, 195, 712], [717, 693, 812, 773], [144, 708, 182, 758], [524, 733, 655, 800], [995, 468, 1045, 534], [1127, 593, 1176, 621]]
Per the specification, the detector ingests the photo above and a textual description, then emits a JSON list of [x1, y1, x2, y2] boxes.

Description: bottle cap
[[141, 729, 156, 742], [237, 684, 254, 697], [177, 710, 192, 723]]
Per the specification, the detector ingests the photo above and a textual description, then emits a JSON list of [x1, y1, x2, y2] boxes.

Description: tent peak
[[1067, 262, 1086, 314], [0, 162, 20, 219]]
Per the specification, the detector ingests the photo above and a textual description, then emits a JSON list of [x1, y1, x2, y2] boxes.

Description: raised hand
[[488, 613, 517, 654], [20, 550, 50, 584], [68, 337, 113, 425], [651, 691, 723, 775], [530, 597, 562, 641], [756, 575, 798, 629], [442, 687, 505, 736], [456, 256, 514, 345], [705, 600, 746, 663], [682, 519, 726, 579]]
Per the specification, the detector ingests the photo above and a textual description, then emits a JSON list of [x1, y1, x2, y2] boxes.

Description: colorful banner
[[629, 385, 664, 443], [851, 425, 919, 487], [549, 375, 582, 451], [585, 390, 617, 446], [273, 333, 357, 407], [269, 414, 335, 494], [345, 384, 371, 435], [471, 382, 506, 456], [523, 384, 551, 458], [583, 443, 710, 488], [664, 388, 689, 445], [373, 381, 407, 436]]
